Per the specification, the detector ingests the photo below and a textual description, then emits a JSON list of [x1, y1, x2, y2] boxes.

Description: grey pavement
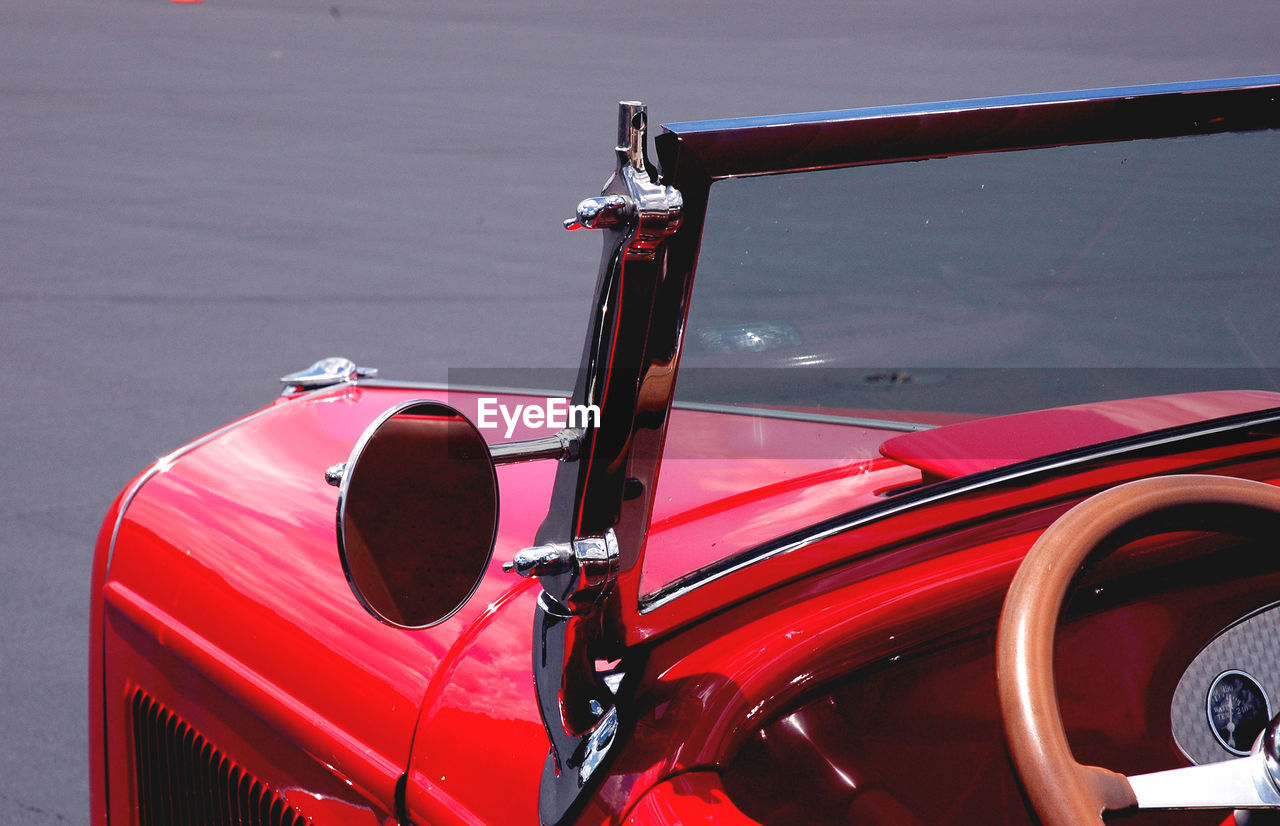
[[2, 1, 1278, 822]]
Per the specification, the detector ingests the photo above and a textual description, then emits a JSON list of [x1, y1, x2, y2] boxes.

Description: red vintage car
[[91, 76, 1280, 826]]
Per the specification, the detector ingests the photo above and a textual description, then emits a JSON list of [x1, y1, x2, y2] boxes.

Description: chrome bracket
[[280, 357, 378, 395], [504, 529, 619, 613], [563, 101, 682, 261], [324, 428, 582, 489]]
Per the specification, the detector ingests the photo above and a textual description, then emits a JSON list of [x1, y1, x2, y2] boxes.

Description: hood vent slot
[[130, 690, 308, 826]]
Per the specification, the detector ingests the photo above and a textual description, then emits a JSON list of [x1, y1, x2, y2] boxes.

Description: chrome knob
[[503, 530, 620, 611], [563, 194, 633, 231], [503, 543, 575, 577]]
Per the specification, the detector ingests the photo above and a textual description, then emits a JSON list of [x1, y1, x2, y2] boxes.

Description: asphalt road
[[3, 1, 1278, 822]]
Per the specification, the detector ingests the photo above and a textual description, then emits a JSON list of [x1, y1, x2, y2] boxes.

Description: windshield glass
[[676, 129, 1279, 416], [643, 128, 1279, 601]]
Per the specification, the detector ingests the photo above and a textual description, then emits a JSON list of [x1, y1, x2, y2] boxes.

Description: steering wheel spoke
[[1129, 744, 1280, 809]]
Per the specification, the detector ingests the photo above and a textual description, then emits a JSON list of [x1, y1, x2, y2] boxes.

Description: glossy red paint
[[92, 376, 1280, 819], [403, 579, 546, 825], [623, 773, 762, 825], [625, 424, 1280, 643], [96, 381, 923, 825], [645, 407, 920, 596], [643, 391, 1279, 598], [91, 377, 1280, 824], [92, 384, 558, 825], [596, 456, 1280, 824], [880, 390, 1280, 481]]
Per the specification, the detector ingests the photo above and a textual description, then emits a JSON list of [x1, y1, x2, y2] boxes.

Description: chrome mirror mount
[[489, 428, 582, 465]]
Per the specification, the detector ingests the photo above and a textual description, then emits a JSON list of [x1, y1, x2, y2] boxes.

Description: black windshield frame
[[557, 76, 1280, 642]]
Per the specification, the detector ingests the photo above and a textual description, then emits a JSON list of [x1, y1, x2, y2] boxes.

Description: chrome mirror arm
[[489, 428, 582, 465], [325, 427, 581, 488]]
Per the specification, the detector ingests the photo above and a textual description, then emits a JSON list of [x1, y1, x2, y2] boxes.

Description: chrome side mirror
[[336, 400, 498, 628]]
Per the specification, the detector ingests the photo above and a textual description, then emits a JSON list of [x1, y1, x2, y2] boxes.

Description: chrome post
[[617, 100, 646, 172]]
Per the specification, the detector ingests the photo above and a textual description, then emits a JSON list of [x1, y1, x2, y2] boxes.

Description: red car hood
[[99, 381, 928, 821], [102, 384, 554, 822], [98, 382, 1280, 822]]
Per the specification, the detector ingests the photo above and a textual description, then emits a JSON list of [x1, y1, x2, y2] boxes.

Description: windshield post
[[526, 100, 693, 825]]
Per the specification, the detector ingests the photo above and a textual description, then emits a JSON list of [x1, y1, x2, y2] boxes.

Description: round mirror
[[337, 400, 499, 628]]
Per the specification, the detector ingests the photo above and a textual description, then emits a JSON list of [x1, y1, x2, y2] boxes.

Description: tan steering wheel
[[997, 474, 1280, 825]]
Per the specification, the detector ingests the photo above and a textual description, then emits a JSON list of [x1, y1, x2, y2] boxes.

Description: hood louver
[[130, 690, 309, 826]]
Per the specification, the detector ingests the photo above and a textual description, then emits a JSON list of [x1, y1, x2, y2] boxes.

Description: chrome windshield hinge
[[564, 101, 682, 260], [503, 529, 619, 613]]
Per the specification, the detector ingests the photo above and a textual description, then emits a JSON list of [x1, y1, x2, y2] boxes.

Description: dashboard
[[722, 532, 1280, 825]]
